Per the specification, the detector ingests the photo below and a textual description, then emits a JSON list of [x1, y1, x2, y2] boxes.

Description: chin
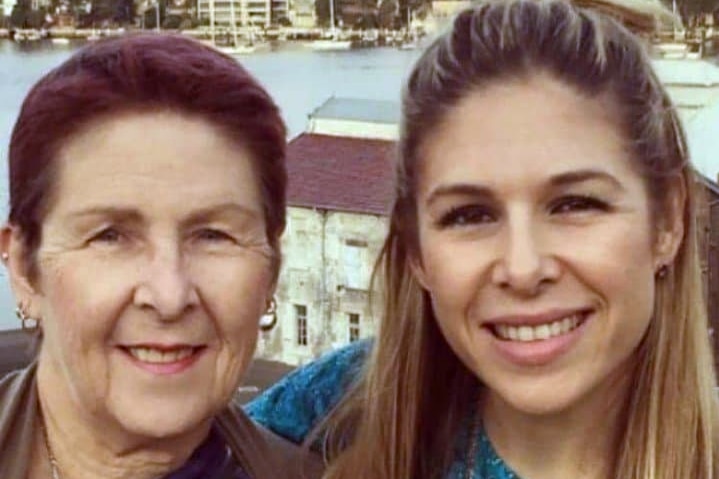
[[489, 380, 586, 417], [108, 396, 219, 440]]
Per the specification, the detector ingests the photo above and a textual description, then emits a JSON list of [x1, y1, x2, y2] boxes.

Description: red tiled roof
[[286, 133, 396, 216]]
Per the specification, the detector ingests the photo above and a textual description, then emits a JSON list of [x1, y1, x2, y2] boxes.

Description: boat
[[208, 0, 256, 55], [51, 37, 71, 45], [310, 38, 352, 51], [218, 43, 257, 55], [309, 0, 351, 51], [13, 29, 42, 42]]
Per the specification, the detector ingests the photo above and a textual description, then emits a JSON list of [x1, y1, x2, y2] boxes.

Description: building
[[430, 0, 470, 20], [2, 0, 15, 17], [197, 0, 289, 27], [256, 98, 397, 365], [652, 58, 719, 124], [287, 0, 315, 28], [697, 176, 719, 371], [686, 91, 719, 180]]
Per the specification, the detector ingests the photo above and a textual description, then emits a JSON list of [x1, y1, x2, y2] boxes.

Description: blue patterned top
[[245, 341, 520, 479]]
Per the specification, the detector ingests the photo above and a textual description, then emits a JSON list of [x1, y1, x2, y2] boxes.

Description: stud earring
[[656, 264, 669, 279], [259, 297, 277, 332], [15, 303, 38, 331]]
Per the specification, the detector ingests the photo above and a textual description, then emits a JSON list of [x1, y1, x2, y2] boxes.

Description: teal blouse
[[244, 341, 521, 479]]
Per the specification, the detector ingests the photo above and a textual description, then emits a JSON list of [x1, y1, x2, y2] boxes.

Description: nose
[[133, 246, 199, 319], [491, 212, 560, 295]]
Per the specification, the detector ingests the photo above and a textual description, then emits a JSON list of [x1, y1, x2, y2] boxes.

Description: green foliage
[[162, 13, 182, 28], [670, 0, 718, 20], [377, 0, 396, 29], [315, 0, 330, 27], [10, 0, 45, 28]]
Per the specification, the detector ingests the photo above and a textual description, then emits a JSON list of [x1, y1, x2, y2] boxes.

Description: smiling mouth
[[122, 346, 205, 364], [490, 311, 591, 342]]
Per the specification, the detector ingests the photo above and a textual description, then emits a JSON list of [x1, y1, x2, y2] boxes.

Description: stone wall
[[256, 206, 387, 365]]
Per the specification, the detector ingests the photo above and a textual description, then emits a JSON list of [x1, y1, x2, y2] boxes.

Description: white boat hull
[[309, 39, 352, 51]]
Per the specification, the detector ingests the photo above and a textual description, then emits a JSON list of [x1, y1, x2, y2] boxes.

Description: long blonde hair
[[319, 1, 719, 477]]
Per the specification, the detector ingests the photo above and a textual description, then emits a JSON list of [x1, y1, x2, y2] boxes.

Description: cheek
[[417, 233, 489, 314], [39, 260, 132, 349], [200, 258, 272, 351]]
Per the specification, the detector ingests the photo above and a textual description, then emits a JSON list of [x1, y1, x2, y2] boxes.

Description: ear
[[653, 179, 685, 271], [0, 224, 41, 319]]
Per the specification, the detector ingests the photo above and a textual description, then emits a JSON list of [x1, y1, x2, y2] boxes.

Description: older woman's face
[[412, 75, 681, 416], [23, 111, 273, 438]]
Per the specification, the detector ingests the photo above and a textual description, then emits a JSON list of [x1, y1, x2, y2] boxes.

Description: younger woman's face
[[412, 75, 680, 416]]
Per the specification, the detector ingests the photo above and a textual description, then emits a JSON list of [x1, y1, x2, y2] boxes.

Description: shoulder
[[0, 364, 38, 478], [216, 405, 325, 479], [0, 363, 36, 412], [244, 340, 371, 444]]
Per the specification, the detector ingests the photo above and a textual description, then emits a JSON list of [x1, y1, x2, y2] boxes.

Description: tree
[[397, 0, 427, 27], [315, 0, 330, 27], [670, 0, 717, 23], [10, 0, 45, 27], [377, 0, 396, 29]]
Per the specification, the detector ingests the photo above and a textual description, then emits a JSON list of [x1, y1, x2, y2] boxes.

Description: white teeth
[[494, 314, 584, 342], [127, 347, 195, 364], [518, 326, 533, 341], [550, 321, 562, 336], [535, 324, 551, 340]]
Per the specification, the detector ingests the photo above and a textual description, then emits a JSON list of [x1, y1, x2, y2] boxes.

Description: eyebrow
[[548, 169, 625, 191], [66, 203, 262, 225], [181, 202, 263, 227], [67, 207, 143, 223], [425, 184, 495, 207], [425, 169, 624, 207]]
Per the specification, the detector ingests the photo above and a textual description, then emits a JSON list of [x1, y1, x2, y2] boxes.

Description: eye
[[88, 227, 123, 244], [550, 195, 609, 215], [195, 228, 235, 242], [437, 205, 497, 228]]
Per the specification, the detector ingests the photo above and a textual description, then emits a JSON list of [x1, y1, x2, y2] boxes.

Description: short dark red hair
[[8, 33, 287, 277]]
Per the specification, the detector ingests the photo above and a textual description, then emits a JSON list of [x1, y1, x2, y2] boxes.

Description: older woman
[[0, 34, 320, 479], [248, 0, 719, 477]]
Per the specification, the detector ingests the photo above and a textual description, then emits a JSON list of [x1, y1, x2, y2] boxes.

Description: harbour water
[[0, 39, 421, 330]]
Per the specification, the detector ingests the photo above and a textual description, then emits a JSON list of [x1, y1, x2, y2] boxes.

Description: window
[[295, 304, 308, 346], [343, 240, 368, 289], [348, 313, 361, 343]]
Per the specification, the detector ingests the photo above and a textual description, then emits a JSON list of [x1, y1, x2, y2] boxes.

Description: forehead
[[49, 111, 262, 218], [417, 75, 638, 194]]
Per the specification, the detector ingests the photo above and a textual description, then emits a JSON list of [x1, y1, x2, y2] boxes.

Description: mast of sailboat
[[209, 0, 215, 45], [229, 0, 238, 48]]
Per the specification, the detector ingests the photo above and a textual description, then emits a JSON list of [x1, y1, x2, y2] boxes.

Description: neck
[[481, 368, 632, 479], [34, 357, 211, 479]]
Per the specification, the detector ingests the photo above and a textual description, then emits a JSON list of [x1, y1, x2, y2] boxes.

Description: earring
[[656, 264, 669, 279], [15, 303, 38, 331], [259, 297, 277, 332]]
